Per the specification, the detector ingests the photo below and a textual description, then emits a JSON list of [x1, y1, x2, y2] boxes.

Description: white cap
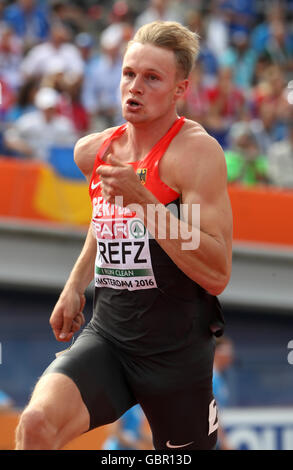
[[46, 57, 66, 75], [100, 24, 123, 50], [34, 87, 59, 110]]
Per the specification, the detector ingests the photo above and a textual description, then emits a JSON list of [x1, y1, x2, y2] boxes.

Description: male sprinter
[[15, 21, 233, 450]]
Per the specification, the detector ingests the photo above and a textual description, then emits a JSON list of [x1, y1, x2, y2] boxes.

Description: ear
[[174, 79, 189, 102]]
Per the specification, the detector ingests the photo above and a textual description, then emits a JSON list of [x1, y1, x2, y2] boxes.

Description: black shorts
[[43, 323, 218, 450]]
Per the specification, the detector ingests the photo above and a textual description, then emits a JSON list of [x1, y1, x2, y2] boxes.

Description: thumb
[[107, 153, 126, 167], [59, 311, 74, 341]]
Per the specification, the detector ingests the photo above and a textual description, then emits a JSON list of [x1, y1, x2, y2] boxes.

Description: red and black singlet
[[89, 117, 224, 368]]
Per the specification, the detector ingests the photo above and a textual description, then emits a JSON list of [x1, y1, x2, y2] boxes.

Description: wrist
[[61, 281, 84, 298]]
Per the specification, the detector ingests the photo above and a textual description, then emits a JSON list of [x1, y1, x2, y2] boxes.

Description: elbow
[[205, 266, 231, 297], [207, 284, 227, 297]]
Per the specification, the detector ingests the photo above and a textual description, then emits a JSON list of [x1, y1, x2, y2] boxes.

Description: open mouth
[[127, 99, 142, 108]]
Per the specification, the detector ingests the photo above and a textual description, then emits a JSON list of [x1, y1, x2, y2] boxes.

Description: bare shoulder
[[74, 127, 119, 179], [180, 119, 225, 163], [174, 119, 227, 189]]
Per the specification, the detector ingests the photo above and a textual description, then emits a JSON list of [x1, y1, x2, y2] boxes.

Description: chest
[[110, 139, 180, 195]]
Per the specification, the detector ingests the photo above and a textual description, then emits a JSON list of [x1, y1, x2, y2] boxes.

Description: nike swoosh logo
[[166, 440, 194, 449], [91, 181, 101, 190]]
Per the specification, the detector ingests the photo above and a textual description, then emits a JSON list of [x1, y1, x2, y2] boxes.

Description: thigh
[[43, 324, 137, 430], [137, 376, 217, 450]]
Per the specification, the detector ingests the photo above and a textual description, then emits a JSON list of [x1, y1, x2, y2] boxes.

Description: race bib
[[92, 197, 157, 291]]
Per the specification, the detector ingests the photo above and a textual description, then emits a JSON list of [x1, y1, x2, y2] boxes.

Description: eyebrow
[[122, 65, 165, 76]]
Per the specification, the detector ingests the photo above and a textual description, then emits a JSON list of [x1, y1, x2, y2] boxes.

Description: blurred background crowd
[[0, 0, 292, 187]]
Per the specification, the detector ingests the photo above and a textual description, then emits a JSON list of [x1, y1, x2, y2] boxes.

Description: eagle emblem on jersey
[[136, 168, 147, 185]]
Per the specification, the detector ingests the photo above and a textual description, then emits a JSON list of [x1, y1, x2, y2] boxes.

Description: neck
[[125, 111, 179, 160]]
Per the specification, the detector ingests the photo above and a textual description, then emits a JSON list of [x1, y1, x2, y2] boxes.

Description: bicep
[[183, 186, 232, 252], [180, 140, 233, 249]]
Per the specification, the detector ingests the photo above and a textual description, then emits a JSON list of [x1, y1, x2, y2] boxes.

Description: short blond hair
[[127, 21, 200, 79]]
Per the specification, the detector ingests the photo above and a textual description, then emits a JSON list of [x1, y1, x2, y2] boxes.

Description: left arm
[[160, 134, 233, 295]]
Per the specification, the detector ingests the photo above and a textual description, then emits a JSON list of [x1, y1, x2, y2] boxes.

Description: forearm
[[62, 224, 96, 296]]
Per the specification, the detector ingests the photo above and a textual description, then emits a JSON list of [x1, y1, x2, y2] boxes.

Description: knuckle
[[63, 311, 73, 321]]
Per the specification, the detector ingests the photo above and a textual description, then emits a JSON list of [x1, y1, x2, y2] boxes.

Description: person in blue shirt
[[0, 389, 14, 411], [218, 0, 258, 37], [213, 336, 235, 449], [219, 31, 257, 91], [4, 0, 50, 49], [81, 24, 124, 131], [102, 404, 153, 450]]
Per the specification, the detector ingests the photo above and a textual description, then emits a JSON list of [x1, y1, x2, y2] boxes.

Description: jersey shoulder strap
[[143, 116, 186, 166], [90, 123, 127, 180]]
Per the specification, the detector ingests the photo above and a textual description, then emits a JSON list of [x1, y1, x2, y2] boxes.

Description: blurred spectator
[[260, 19, 293, 79], [108, 0, 135, 40], [251, 64, 290, 119], [81, 23, 124, 131], [0, 1, 6, 27], [205, 1, 229, 60], [39, 51, 89, 135], [110, 0, 131, 23], [3, 0, 50, 50], [57, 77, 90, 135], [251, 2, 286, 54], [213, 336, 235, 450], [177, 63, 210, 127], [205, 67, 246, 148], [20, 21, 84, 82], [251, 100, 288, 154], [50, 0, 90, 36], [225, 121, 269, 185], [0, 23, 23, 91], [213, 336, 234, 407], [134, 0, 184, 31], [103, 404, 153, 450], [0, 78, 15, 122], [216, 0, 258, 37], [0, 389, 14, 411], [219, 30, 257, 91], [267, 120, 293, 188], [40, 54, 69, 90], [185, 10, 219, 87], [251, 51, 273, 87], [6, 76, 39, 122], [75, 31, 95, 67], [4, 86, 77, 160]]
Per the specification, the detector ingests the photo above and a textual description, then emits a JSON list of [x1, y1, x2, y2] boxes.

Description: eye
[[124, 70, 135, 78], [148, 74, 159, 81]]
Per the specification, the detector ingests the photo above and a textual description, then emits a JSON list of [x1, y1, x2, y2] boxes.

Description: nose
[[129, 74, 144, 95]]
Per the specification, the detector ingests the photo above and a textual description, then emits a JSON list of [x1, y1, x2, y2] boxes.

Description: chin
[[123, 111, 148, 124]]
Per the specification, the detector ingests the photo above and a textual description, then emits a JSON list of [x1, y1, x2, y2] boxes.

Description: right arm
[[49, 133, 101, 342], [49, 128, 119, 342], [49, 224, 96, 342]]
